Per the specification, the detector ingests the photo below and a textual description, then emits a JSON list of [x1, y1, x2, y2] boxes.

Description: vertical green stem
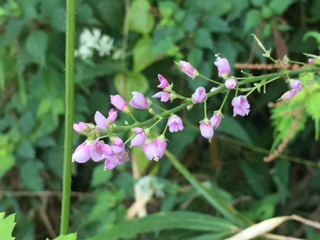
[[60, 0, 76, 235]]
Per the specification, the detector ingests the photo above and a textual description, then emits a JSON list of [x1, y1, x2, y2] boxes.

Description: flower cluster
[[75, 28, 118, 60], [73, 53, 305, 170]]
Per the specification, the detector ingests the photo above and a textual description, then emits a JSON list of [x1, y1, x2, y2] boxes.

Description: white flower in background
[[136, 176, 165, 198], [75, 28, 115, 59], [112, 49, 123, 60], [98, 35, 114, 56]]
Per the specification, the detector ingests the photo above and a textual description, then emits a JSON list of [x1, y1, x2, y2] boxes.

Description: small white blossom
[[75, 28, 115, 60]]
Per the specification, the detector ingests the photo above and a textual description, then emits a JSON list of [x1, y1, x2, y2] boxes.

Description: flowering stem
[[97, 67, 320, 137], [60, 0, 76, 235]]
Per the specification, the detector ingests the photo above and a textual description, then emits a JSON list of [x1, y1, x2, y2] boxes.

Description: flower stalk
[[60, 0, 76, 235]]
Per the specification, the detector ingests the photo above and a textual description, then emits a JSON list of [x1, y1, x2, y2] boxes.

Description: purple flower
[[199, 119, 214, 142], [232, 95, 250, 117], [153, 92, 171, 102], [142, 135, 167, 161], [280, 90, 297, 100], [94, 111, 107, 129], [289, 80, 302, 92], [111, 94, 128, 112], [210, 113, 222, 129], [157, 74, 171, 91], [225, 78, 237, 89], [130, 128, 147, 147], [214, 58, 230, 78], [72, 141, 91, 163], [129, 92, 150, 109], [167, 115, 184, 133], [179, 61, 199, 79], [192, 87, 207, 103], [107, 108, 118, 125]]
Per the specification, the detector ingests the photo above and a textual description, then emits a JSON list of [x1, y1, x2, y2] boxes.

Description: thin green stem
[[199, 74, 221, 85], [60, 0, 76, 235], [219, 90, 230, 111]]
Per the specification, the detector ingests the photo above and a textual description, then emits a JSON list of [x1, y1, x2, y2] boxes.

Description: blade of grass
[[165, 150, 253, 228]]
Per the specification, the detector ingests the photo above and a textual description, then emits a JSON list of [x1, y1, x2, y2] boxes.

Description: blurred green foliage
[[1, 0, 320, 239]]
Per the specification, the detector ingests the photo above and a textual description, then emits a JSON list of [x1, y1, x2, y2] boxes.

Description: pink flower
[[280, 90, 297, 100], [289, 80, 302, 92], [155, 135, 167, 159], [130, 128, 146, 147], [104, 149, 129, 170], [167, 115, 184, 133], [94, 111, 107, 129], [107, 108, 118, 124], [110, 137, 125, 153], [214, 58, 231, 78], [90, 139, 107, 162], [192, 87, 207, 103], [73, 122, 89, 134], [199, 119, 214, 142], [157, 74, 171, 91], [308, 58, 315, 65], [153, 92, 171, 102], [72, 141, 91, 163], [129, 92, 150, 109], [225, 78, 237, 89], [111, 94, 128, 112], [210, 113, 222, 129], [179, 61, 199, 79], [232, 95, 250, 117], [142, 135, 167, 161]]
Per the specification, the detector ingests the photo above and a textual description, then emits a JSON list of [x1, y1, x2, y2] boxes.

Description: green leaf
[[54, 233, 77, 240], [250, 0, 265, 7], [269, 0, 293, 15], [91, 165, 113, 187], [133, 36, 157, 73], [129, 0, 154, 34], [272, 159, 290, 203], [194, 28, 214, 50], [218, 116, 252, 144], [26, 30, 48, 66], [0, 150, 15, 178], [21, 160, 44, 191], [306, 91, 320, 120], [240, 161, 270, 198], [114, 72, 149, 102], [244, 9, 261, 32], [16, 139, 35, 160], [37, 98, 51, 118], [50, 8, 66, 32], [0, 213, 16, 240], [93, 0, 125, 29], [87, 211, 234, 240]]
